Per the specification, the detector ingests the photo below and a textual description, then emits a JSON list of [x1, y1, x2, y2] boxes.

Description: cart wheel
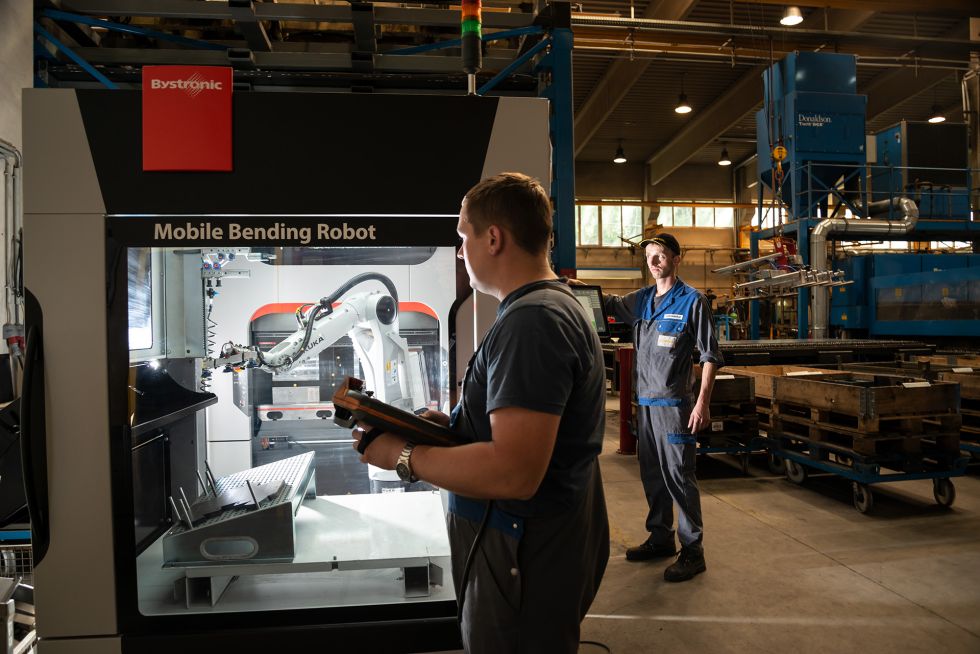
[[740, 453, 750, 475], [785, 459, 807, 484], [933, 478, 956, 507], [852, 482, 873, 514], [767, 454, 785, 475]]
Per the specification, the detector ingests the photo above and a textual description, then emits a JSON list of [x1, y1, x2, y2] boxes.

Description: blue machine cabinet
[[871, 121, 972, 220], [830, 253, 980, 337]]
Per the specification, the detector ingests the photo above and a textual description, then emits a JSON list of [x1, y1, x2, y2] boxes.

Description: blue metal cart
[[765, 435, 969, 513]]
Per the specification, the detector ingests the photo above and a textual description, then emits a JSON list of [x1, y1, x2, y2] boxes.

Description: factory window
[[750, 207, 790, 229], [575, 202, 643, 247], [839, 240, 912, 250], [929, 241, 973, 252], [660, 203, 736, 229]]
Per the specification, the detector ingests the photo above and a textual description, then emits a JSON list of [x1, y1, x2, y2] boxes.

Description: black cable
[[579, 641, 612, 653], [256, 272, 399, 370], [456, 499, 493, 626], [321, 272, 399, 308]]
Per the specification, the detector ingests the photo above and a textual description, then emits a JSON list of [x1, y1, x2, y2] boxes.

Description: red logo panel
[[142, 66, 233, 171]]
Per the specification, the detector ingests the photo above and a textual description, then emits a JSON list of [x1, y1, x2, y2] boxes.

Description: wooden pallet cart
[[695, 373, 762, 474], [727, 366, 849, 472], [815, 360, 980, 460], [761, 372, 966, 513], [936, 369, 980, 459]]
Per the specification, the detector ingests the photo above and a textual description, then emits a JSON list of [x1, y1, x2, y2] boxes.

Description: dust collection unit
[[748, 51, 978, 341], [21, 86, 550, 652]]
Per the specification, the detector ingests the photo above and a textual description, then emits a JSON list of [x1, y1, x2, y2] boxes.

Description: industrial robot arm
[[204, 274, 428, 411]]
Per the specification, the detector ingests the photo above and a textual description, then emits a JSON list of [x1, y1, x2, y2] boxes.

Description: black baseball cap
[[639, 233, 681, 257]]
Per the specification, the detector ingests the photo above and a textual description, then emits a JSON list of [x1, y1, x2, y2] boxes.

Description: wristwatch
[[395, 443, 417, 483]]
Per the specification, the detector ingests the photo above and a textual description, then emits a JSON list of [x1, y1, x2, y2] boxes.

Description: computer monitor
[[569, 285, 610, 339]]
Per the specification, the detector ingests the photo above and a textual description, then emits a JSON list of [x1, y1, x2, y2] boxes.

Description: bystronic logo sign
[[798, 113, 832, 128], [149, 72, 224, 98]]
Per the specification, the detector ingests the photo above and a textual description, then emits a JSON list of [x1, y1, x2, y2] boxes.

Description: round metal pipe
[[810, 197, 918, 338]]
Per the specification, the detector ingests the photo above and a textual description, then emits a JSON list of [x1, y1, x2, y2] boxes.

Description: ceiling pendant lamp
[[718, 146, 732, 166], [613, 140, 627, 164], [674, 75, 691, 114], [928, 104, 946, 124], [780, 6, 804, 26]]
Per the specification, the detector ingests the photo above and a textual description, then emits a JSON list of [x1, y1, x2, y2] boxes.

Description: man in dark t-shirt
[[354, 173, 609, 653]]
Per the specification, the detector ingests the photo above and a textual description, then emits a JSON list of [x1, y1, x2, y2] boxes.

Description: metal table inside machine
[[138, 490, 453, 615]]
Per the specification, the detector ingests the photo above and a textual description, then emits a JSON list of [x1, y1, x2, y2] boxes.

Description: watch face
[[396, 462, 412, 481]]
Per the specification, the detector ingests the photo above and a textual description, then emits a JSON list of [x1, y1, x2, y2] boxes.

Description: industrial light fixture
[[613, 141, 627, 164], [718, 146, 732, 166], [928, 104, 946, 124], [780, 6, 804, 26], [674, 76, 692, 114], [675, 93, 692, 114]]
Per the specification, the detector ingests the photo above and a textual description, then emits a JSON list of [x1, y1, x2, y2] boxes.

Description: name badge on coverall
[[657, 314, 684, 348]]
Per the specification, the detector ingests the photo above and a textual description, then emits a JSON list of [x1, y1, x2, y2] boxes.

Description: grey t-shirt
[[454, 280, 606, 517]]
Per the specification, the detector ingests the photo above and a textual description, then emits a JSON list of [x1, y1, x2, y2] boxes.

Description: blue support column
[[540, 10, 575, 274]]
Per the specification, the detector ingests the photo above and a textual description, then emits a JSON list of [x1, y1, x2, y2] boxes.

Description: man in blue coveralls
[[604, 233, 723, 582]]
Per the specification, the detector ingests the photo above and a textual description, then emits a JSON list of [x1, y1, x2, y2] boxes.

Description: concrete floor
[[581, 397, 980, 653]]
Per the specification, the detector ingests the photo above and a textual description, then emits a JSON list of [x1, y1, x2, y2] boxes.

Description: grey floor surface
[[581, 397, 980, 654]]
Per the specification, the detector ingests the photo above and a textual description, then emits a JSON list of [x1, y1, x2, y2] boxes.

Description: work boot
[[625, 538, 676, 562], [663, 546, 706, 582]]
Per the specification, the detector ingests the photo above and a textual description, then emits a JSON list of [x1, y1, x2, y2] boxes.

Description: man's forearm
[[411, 441, 538, 500], [696, 361, 719, 405]]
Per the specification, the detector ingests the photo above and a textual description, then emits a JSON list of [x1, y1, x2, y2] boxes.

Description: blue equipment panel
[[831, 254, 980, 336], [871, 121, 971, 219]]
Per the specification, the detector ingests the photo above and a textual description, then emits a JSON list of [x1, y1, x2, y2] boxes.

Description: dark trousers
[[637, 404, 704, 548], [447, 461, 609, 654]]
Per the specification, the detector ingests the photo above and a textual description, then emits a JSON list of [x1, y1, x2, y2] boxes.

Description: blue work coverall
[[606, 278, 724, 548]]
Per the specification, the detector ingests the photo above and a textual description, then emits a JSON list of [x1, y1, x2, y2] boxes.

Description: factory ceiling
[[36, 0, 979, 180]]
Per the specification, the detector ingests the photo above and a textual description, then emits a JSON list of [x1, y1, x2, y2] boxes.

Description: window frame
[[575, 201, 644, 248]]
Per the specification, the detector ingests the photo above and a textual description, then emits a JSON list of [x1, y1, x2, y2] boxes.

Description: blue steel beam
[[477, 38, 548, 95], [34, 23, 118, 89], [537, 23, 575, 274], [41, 9, 228, 50]]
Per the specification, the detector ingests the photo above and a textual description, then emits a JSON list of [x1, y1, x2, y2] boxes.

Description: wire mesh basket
[[0, 544, 32, 586]]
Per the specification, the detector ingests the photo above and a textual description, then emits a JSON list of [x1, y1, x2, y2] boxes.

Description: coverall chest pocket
[[653, 319, 686, 350]]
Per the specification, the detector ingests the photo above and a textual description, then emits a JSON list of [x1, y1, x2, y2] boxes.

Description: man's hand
[[415, 409, 450, 427], [351, 424, 407, 470], [687, 401, 711, 433]]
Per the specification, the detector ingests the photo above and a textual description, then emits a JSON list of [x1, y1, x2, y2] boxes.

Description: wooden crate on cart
[[822, 361, 980, 454], [936, 369, 980, 444], [915, 354, 980, 368], [768, 372, 961, 467], [725, 366, 850, 429], [698, 373, 758, 449]]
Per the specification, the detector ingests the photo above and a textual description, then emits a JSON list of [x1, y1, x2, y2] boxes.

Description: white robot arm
[[205, 276, 429, 411]]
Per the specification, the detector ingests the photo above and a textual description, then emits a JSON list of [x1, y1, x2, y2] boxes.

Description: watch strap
[[398, 443, 417, 482]]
